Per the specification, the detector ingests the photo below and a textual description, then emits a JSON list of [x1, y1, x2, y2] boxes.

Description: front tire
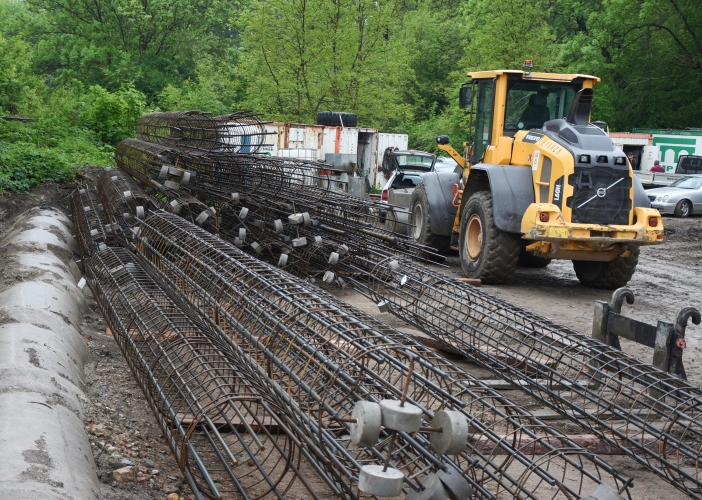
[[674, 199, 692, 218], [409, 183, 450, 257], [572, 245, 640, 289], [459, 191, 520, 284]]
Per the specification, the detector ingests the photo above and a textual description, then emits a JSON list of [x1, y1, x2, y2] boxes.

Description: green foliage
[[159, 54, 243, 114], [83, 85, 147, 144], [0, 34, 45, 115], [1, 0, 702, 193], [460, 0, 562, 72], [237, 0, 411, 126], [23, 0, 241, 99], [0, 142, 74, 192]]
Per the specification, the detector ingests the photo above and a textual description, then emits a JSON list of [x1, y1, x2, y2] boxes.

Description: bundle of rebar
[[110, 133, 702, 498], [70, 187, 114, 258], [136, 111, 269, 154], [132, 210, 632, 500], [217, 171, 702, 498], [74, 201, 326, 500]]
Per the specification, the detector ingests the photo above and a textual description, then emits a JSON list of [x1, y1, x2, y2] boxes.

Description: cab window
[[504, 80, 581, 134], [473, 79, 495, 162]]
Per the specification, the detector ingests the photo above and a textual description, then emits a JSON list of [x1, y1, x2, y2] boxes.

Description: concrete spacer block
[[436, 469, 473, 500], [408, 474, 449, 500], [379, 400, 424, 432], [358, 465, 404, 497], [349, 401, 382, 447], [429, 410, 468, 455]]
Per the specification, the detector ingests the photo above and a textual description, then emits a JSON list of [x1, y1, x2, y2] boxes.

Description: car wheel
[[409, 183, 450, 259], [674, 199, 692, 218], [458, 191, 520, 284]]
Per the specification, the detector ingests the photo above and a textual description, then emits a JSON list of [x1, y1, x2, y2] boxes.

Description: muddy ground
[[1, 180, 699, 499]]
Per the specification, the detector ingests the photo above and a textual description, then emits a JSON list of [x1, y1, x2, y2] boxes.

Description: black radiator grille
[[566, 167, 632, 225]]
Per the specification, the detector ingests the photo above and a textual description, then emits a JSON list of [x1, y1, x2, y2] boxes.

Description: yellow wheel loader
[[409, 65, 664, 288]]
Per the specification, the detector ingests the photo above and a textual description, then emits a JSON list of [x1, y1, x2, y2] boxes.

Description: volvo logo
[[596, 187, 607, 198]]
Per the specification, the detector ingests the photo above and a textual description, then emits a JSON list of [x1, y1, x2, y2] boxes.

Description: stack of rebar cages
[[68, 110, 702, 500]]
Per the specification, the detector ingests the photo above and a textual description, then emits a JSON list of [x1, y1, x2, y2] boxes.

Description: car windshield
[[394, 153, 434, 170], [504, 80, 582, 133], [434, 159, 458, 172], [669, 176, 702, 189], [391, 173, 423, 189]]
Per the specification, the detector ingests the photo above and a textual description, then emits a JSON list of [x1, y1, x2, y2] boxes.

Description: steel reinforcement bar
[[70, 187, 114, 259], [83, 246, 326, 500], [130, 151, 702, 498], [207, 177, 702, 498], [136, 111, 269, 154], [132, 210, 632, 500], [350, 257, 702, 498], [113, 139, 419, 253]]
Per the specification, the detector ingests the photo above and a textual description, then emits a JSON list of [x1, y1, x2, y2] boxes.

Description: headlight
[[657, 197, 663, 202], [663, 195, 669, 202]]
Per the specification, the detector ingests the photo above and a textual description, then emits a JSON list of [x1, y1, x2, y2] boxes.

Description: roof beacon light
[[524, 60, 533, 77]]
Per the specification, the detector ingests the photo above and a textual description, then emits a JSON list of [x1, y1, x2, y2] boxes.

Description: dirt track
[[478, 215, 702, 387]]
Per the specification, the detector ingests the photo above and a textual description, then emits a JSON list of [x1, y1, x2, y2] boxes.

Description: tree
[[237, 0, 411, 127], [560, 0, 702, 129], [23, 0, 240, 98]]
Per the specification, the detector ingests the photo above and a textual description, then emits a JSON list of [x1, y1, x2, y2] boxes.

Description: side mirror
[[436, 135, 450, 145], [459, 84, 473, 109]]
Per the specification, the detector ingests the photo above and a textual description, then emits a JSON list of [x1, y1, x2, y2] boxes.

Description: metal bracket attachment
[[592, 287, 700, 382]]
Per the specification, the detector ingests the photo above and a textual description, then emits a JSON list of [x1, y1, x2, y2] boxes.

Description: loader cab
[[462, 70, 600, 165]]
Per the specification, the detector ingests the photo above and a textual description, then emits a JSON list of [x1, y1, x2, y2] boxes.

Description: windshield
[[669, 176, 702, 189], [504, 80, 582, 133], [391, 173, 423, 189], [394, 153, 435, 170]]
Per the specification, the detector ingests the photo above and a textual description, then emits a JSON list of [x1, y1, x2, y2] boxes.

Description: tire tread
[[573, 245, 640, 289], [460, 192, 520, 284]]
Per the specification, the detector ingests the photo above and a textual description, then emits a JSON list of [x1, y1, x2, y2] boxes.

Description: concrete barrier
[[0, 207, 99, 499]]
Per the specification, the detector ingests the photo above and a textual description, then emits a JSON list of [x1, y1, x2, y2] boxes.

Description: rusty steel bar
[[131, 210, 632, 500], [210, 177, 702, 498], [113, 139, 422, 256], [136, 111, 269, 154], [83, 246, 327, 500], [70, 187, 114, 259], [119, 141, 702, 498]]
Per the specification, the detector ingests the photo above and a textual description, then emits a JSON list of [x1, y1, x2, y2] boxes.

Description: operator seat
[[520, 93, 550, 128]]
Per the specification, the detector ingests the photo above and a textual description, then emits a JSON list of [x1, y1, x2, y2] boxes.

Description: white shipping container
[[258, 122, 409, 193], [375, 133, 409, 188], [277, 148, 317, 160]]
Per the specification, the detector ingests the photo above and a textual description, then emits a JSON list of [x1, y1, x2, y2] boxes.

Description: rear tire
[[409, 183, 450, 258], [459, 191, 520, 284], [674, 199, 692, 218], [572, 245, 640, 289], [316, 111, 358, 127]]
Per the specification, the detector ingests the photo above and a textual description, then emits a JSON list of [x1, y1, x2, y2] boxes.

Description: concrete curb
[[0, 207, 99, 499]]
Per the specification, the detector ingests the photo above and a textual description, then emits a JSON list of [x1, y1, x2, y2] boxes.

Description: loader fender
[[418, 170, 461, 236], [465, 165, 535, 234]]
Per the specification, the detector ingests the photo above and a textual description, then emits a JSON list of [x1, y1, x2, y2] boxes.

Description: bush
[[0, 143, 76, 192], [83, 85, 147, 144], [0, 118, 114, 192]]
